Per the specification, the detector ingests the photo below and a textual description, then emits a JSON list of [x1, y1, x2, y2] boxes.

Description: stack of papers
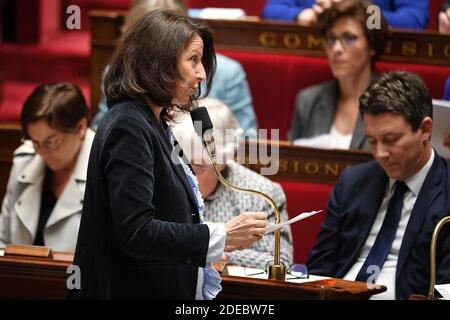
[[198, 8, 246, 20], [431, 99, 450, 159], [435, 284, 450, 300]]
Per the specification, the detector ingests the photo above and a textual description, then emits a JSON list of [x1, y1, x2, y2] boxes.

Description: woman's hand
[[297, 8, 318, 26], [439, 9, 450, 34], [224, 212, 267, 252]]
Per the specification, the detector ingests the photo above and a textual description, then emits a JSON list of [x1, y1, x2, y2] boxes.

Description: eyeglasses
[[22, 134, 64, 151], [243, 263, 309, 280], [324, 33, 361, 49]]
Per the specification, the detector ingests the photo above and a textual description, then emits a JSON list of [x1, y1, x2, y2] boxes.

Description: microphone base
[[268, 264, 286, 281]]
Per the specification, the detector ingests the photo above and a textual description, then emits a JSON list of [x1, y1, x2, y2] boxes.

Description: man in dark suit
[[307, 71, 450, 299]]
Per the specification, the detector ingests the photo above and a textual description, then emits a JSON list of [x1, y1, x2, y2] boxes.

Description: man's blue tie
[[355, 181, 408, 282]]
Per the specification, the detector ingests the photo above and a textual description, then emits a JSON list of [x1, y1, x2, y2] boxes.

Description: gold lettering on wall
[[306, 35, 323, 49], [324, 163, 339, 176], [260, 32, 277, 47], [401, 42, 417, 56], [278, 159, 289, 172], [292, 160, 300, 173], [427, 43, 433, 57], [283, 33, 301, 48], [444, 45, 450, 57], [305, 162, 320, 175]]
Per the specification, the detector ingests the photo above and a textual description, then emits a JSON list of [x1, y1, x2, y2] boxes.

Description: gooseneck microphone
[[428, 216, 450, 299], [190, 107, 286, 281], [190, 107, 216, 162]]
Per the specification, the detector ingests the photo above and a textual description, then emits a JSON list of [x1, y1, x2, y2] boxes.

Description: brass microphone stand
[[428, 216, 450, 300], [203, 134, 286, 281]]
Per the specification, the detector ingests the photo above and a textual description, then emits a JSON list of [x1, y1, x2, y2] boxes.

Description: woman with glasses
[[288, 0, 388, 149], [0, 82, 94, 252]]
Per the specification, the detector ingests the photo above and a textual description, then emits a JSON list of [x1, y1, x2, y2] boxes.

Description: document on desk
[[264, 210, 323, 235], [431, 99, 450, 159], [435, 284, 450, 300], [227, 266, 330, 283], [0, 249, 4, 256]]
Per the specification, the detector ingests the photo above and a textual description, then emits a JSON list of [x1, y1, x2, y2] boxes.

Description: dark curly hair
[[360, 71, 432, 131], [20, 82, 89, 139], [104, 9, 216, 122], [317, 0, 389, 64]]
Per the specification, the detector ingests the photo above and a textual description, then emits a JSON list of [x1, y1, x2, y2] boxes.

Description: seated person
[[289, 0, 388, 149], [91, 0, 258, 136], [307, 71, 450, 299], [0, 82, 95, 252], [262, 0, 428, 29], [171, 98, 293, 269], [439, 0, 450, 34]]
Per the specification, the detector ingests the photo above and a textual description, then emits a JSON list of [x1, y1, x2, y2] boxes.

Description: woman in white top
[[289, 0, 388, 150], [0, 82, 95, 252]]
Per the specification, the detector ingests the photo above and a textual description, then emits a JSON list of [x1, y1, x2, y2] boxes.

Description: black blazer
[[68, 100, 210, 299], [288, 79, 370, 150], [307, 153, 450, 299]]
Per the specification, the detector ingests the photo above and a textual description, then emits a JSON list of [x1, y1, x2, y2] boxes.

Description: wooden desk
[[88, 10, 450, 117], [204, 18, 450, 66], [0, 252, 385, 299], [0, 124, 371, 203], [0, 123, 372, 202], [0, 251, 73, 299], [239, 139, 372, 185], [218, 275, 385, 300]]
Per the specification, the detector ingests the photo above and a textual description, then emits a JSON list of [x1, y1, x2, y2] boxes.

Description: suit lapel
[[396, 154, 444, 278], [46, 179, 84, 228], [15, 154, 46, 239], [145, 107, 199, 215], [15, 178, 43, 240], [340, 166, 388, 275], [318, 82, 338, 134]]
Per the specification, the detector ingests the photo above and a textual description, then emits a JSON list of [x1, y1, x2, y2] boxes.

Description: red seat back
[[428, 0, 445, 30], [276, 179, 333, 263]]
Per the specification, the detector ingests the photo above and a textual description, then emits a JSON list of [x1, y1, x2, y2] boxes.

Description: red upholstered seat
[[0, 82, 40, 122], [428, 0, 445, 30], [0, 81, 90, 122], [218, 49, 450, 140], [377, 61, 449, 100], [276, 179, 333, 263], [218, 50, 332, 139]]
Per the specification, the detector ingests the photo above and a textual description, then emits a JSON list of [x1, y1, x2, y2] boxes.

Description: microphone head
[[190, 106, 213, 137]]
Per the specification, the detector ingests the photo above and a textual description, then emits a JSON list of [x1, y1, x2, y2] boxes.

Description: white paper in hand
[[264, 210, 323, 235]]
